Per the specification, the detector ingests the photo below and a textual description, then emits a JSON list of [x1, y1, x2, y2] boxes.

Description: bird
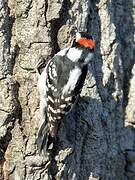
[[36, 32, 95, 154]]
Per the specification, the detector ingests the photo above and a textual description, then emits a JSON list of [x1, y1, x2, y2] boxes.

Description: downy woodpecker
[[36, 32, 95, 153]]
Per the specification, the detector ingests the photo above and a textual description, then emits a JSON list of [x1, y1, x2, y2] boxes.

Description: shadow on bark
[[54, 0, 135, 179]]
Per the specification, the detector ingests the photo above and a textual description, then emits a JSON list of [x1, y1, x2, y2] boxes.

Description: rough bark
[[0, 0, 135, 179]]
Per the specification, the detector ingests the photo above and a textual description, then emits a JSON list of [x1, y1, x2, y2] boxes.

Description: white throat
[[67, 48, 82, 62]]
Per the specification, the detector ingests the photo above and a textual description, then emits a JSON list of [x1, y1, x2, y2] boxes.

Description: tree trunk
[[0, 0, 135, 179]]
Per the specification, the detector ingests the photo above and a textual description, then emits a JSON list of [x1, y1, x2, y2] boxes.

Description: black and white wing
[[46, 55, 88, 137], [37, 55, 88, 153]]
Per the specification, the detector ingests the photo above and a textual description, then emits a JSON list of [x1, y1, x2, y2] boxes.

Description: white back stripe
[[62, 66, 82, 94]]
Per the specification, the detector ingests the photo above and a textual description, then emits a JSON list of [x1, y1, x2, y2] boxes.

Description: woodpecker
[[36, 32, 95, 153]]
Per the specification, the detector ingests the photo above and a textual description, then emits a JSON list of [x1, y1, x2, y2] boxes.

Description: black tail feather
[[36, 56, 47, 75], [36, 121, 55, 154]]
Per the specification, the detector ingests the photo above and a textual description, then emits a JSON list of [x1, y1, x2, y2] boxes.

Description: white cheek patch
[[67, 48, 82, 62]]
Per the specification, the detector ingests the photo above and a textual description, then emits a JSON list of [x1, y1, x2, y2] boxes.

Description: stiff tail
[[36, 121, 55, 154], [36, 56, 48, 76]]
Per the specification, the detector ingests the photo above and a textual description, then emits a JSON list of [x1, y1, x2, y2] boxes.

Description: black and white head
[[66, 32, 95, 65]]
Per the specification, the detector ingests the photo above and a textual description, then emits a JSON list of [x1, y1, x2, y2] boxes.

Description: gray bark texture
[[0, 0, 135, 179]]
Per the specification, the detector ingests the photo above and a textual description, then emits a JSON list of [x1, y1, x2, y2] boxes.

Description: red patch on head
[[78, 38, 95, 49]]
